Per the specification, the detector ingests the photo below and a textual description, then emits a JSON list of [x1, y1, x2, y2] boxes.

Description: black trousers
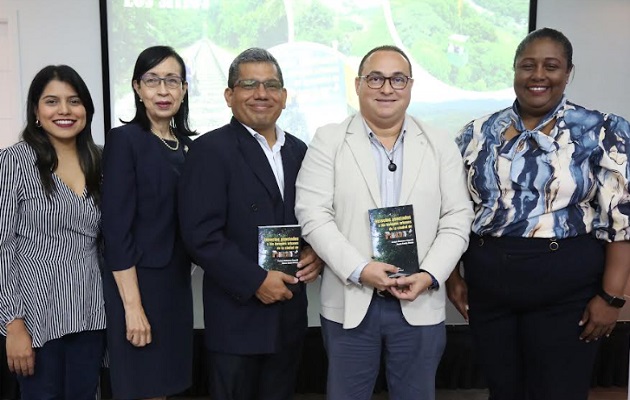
[[206, 337, 303, 400], [463, 234, 604, 400], [16, 330, 105, 400]]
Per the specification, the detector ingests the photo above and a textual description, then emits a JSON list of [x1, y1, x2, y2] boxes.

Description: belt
[[472, 233, 568, 252], [374, 288, 397, 300]]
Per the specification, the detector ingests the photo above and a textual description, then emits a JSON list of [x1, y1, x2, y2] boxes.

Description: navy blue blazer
[[102, 123, 192, 271], [178, 117, 308, 354]]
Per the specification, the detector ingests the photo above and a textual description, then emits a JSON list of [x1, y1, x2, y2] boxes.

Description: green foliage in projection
[[208, 0, 287, 49], [292, 4, 389, 59], [109, 3, 207, 96], [390, 0, 528, 91], [293, 1, 337, 45], [109, 0, 288, 97]]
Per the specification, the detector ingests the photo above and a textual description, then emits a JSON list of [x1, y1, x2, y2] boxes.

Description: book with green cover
[[257, 224, 302, 276], [368, 205, 419, 278]]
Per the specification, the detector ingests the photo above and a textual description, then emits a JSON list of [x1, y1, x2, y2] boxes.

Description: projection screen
[[101, 0, 536, 326]]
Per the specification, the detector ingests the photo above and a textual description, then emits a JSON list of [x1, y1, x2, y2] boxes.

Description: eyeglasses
[[140, 73, 184, 89], [359, 74, 411, 90], [234, 79, 283, 92]]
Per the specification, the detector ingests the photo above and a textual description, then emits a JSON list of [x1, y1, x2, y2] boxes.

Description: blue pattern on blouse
[[456, 96, 630, 241]]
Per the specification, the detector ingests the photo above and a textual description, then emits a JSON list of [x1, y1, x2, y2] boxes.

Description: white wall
[[1, 0, 105, 145], [537, 0, 630, 119]]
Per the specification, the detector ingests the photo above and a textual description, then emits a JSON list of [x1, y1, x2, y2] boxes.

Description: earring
[[35, 119, 41, 128], [139, 98, 143, 103]]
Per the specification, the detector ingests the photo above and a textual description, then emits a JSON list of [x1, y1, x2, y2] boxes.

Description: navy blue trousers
[[16, 329, 105, 400], [321, 294, 446, 400], [206, 336, 303, 400], [464, 234, 603, 400]]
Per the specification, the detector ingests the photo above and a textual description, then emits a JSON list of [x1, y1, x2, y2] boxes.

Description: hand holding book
[[388, 272, 434, 301], [359, 261, 400, 292], [296, 246, 324, 283], [255, 270, 297, 304]]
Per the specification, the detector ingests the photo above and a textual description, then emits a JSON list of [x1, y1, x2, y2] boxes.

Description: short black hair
[[357, 45, 412, 77], [227, 48, 284, 89], [513, 27, 573, 71]]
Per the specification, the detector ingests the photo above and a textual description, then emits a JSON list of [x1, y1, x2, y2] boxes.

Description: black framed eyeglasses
[[140, 73, 184, 89], [359, 74, 412, 90], [234, 79, 283, 91]]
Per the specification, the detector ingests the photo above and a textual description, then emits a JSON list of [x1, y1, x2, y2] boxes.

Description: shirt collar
[[361, 116, 408, 144], [241, 123, 285, 148]]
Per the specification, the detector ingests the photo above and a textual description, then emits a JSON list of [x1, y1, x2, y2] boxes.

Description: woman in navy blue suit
[[101, 46, 195, 400]]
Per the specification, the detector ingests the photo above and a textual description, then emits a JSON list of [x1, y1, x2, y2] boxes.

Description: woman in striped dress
[[0, 65, 106, 399]]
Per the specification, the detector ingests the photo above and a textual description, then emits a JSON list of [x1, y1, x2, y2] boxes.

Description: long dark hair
[[125, 45, 194, 136], [22, 65, 102, 204]]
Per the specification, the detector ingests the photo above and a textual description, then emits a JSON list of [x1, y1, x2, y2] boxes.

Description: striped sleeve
[[0, 149, 25, 331]]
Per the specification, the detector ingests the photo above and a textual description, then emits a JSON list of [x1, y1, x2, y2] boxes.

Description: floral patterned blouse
[[456, 96, 630, 241]]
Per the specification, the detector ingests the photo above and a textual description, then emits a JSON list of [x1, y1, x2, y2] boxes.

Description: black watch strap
[[597, 288, 626, 308], [419, 269, 439, 290]]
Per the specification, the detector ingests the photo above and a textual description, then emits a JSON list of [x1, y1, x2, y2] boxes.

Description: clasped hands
[[256, 246, 323, 304], [361, 261, 433, 301]]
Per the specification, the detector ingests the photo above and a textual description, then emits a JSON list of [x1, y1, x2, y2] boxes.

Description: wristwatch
[[419, 269, 439, 290], [597, 288, 626, 308]]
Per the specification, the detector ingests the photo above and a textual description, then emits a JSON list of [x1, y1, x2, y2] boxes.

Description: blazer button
[[250, 203, 258, 212]]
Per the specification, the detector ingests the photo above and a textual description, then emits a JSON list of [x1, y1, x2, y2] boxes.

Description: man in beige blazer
[[295, 45, 474, 400]]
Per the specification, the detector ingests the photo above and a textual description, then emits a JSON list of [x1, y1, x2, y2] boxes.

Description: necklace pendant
[[388, 161, 397, 172]]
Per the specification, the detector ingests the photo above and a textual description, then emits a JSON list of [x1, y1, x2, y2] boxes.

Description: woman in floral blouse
[[447, 27, 630, 400]]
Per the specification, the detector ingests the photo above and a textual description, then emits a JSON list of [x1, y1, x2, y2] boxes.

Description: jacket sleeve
[[101, 128, 142, 271]]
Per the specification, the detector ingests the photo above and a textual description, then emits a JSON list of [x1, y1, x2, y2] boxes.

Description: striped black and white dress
[[0, 141, 106, 348]]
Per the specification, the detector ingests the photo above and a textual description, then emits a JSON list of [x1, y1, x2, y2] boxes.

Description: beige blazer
[[295, 114, 473, 329]]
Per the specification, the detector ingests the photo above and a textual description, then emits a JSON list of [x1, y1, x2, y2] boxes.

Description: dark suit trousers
[[464, 233, 604, 400], [16, 330, 105, 400], [206, 337, 303, 400]]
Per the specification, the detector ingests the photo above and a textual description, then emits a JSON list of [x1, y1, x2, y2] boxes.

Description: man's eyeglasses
[[234, 79, 283, 92], [140, 73, 184, 89], [359, 74, 411, 90]]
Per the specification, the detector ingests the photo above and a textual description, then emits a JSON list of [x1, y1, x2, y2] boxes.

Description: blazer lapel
[[399, 117, 427, 205], [345, 115, 382, 208], [281, 140, 298, 208], [233, 119, 283, 203]]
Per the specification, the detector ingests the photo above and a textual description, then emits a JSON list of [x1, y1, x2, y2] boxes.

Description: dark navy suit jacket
[[102, 123, 192, 270], [178, 117, 308, 354]]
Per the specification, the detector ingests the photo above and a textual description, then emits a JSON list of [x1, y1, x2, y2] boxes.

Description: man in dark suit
[[178, 48, 322, 400]]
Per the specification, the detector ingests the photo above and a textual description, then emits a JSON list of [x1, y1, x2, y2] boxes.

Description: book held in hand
[[257, 224, 302, 277], [368, 205, 419, 278]]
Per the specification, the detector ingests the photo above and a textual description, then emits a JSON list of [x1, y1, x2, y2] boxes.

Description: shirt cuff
[[348, 261, 370, 286], [419, 269, 439, 290]]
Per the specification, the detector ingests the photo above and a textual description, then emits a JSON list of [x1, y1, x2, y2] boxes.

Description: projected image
[[107, 0, 530, 140]]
